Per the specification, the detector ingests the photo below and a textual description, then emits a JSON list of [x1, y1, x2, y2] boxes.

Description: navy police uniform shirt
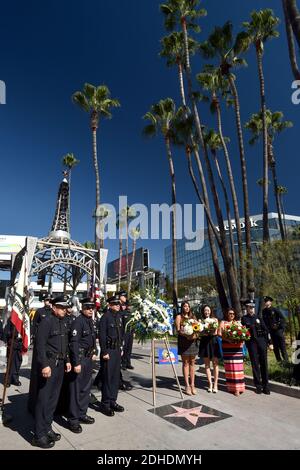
[[242, 314, 269, 342], [35, 313, 69, 370], [99, 309, 123, 357], [262, 307, 286, 333], [69, 313, 96, 366]]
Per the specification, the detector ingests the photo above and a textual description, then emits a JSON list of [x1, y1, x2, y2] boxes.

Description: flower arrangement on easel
[[126, 289, 183, 406], [126, 290, 174, 343]]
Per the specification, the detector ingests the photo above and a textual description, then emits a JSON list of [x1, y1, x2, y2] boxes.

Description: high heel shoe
[[234, 391, 240, 397], [212, 386, 218, 394], [191, 386, 197, 395], [185, 386, 192, 396], [207, 384, 213, 393]]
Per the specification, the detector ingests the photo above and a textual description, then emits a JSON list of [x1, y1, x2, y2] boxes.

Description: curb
[[198, 366, 300, 399]]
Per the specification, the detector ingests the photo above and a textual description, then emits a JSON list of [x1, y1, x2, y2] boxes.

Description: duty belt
[[46, 351, 66, 361], [106, 338, 120, 349], [79, 347, 95, 358]]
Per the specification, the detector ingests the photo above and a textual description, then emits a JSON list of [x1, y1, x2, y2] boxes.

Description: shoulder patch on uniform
[[72, 329, 77, 336]]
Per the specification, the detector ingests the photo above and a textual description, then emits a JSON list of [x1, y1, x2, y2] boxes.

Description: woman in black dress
[[175, 301, 198, 395], [198, 305, 221, 393]]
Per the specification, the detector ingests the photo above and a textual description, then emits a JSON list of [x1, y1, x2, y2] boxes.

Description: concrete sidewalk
[[0, 342, 299, 450]]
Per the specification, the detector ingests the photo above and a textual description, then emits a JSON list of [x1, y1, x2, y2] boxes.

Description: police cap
[[43, 293, 52, 301], [52, 295, 69, 307], [245, 300, 255, 308], [107, 295, 121, 305], [81, 297, 95, 308], [264, 296, 273, 302], [117, 290, 127, 298]]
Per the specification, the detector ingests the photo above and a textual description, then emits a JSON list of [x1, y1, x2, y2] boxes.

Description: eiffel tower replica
[[30, 172, 102, 293]]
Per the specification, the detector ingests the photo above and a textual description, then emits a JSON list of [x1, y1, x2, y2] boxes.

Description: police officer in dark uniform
[[31, 295, 71, 448], [32, 293, 52, 339], [3, 318, 23, 387], [68, 297, 97, 433], [118, 291, 134, 370], [262, 296, 288, 363], [242, 300, 270, 395], [99, 295, 124, 416], [55, 299, 77, 416]]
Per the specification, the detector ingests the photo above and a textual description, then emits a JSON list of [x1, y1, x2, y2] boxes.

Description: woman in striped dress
[[218, 308, 245, 397]]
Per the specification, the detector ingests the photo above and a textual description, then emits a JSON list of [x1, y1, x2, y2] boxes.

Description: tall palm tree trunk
[[181, 19, 240, 313], [176, 61, 228, 308], [279, 194, 287, 238], [177, 61, 187, 106], [215, 99, 246, 298], [256, 47, 270, 244], [203, 141, 240, 313], [282, 0, 300, 79], [91, 113, 102, 250], [165, 136, 178, 309], [227, 76, 254, 296], [186, 147, 229, 310], [268, 142, 286, 240], [211, 148, 238, 280]]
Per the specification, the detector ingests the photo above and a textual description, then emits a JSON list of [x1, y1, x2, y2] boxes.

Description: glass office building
[[164, 213, 300, 301]]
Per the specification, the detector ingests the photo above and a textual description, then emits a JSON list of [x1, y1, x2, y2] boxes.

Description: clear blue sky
[[0, 0, 299, 271]]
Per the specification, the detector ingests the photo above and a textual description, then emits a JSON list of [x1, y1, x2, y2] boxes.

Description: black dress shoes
[[99, 404, 115, 416], [11, 380, 21, 386], [68, 423, 83, 433], [111, 403, 124, 412], [126, 365, 134, 370], [47, 429, 61, 441], [119, 381, 133, 391], [255, 387, 262, 394], [79, 415, 95, 424], [121, 365, 127, 370], [263, 388, 271, 395], [32, 435, 55, 449]]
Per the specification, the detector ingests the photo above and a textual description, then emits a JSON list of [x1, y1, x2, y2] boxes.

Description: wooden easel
[[150, 336, 183, 407]]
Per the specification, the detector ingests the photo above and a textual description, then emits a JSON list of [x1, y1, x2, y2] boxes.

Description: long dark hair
[[223, 307, 238, 322], [200, 304, 216, 320], [180, 301, 193, 318]]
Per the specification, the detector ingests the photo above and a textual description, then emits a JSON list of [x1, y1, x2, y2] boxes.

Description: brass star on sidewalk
[[164, 405, 218, 426]]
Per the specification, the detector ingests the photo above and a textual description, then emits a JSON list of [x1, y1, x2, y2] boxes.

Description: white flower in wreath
[[256, 319, 260, 324], [232, 331, 237, 335]]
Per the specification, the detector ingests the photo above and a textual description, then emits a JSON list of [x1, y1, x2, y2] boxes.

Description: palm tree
[[282, 0, 300, 79], [199, 21, 254, 297], [203, 129, 238, 279], [243, 10, 280, 244], [173, 112, 231, 311], [159, 19, 228, 310], [160, 2, 242, 314], [160, 31, 199, 106], [128, 228, 141, 296], [197, 67, 246, 298], [62, 152, 79, 230], [72, 83, 120, 249], [245, 110, 293, 241], [277, 185, 288, 237], [143, 98, 180, 308]]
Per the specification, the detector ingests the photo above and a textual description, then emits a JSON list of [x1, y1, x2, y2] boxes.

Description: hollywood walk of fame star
[[164, 405, 218, 426]]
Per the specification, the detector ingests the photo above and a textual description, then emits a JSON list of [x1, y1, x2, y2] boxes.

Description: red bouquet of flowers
[[222, 321, 251, 343]]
